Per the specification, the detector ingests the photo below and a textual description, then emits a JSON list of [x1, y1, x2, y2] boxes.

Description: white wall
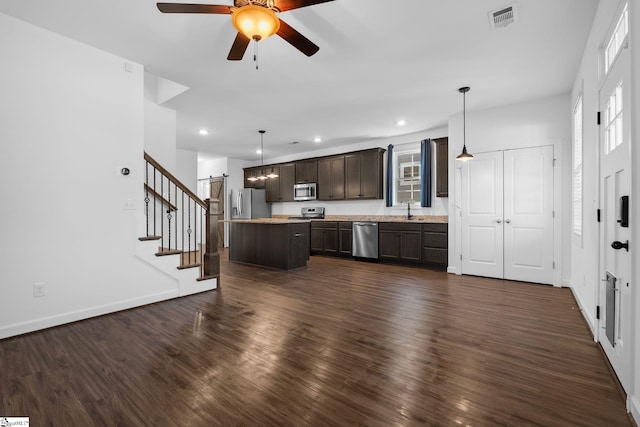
[[0, 13, 180, 339], [447, 94, 571, 286], [176, 148, 197, 193], [238, 128, 450, 218], [632, 0, 640, 421], [144, 73, 177, 172], [573, 0, 639, 421], [570, 0, 620, 336], [570, 1, 639, 421]]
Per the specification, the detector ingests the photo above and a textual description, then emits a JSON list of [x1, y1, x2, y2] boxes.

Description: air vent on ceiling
[[488, 4, 518, 30]]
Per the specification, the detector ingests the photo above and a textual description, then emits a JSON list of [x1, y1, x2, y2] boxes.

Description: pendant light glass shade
[[456, 86, 474, 161], [231, 5, 280, 42]]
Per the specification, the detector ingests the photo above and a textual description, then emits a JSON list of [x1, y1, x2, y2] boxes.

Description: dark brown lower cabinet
[[378, 223, 422, 262], [422, 223, 448, 267], [310, 222, 338, 255], [338, 222, 352, 256], [310, 220, 448, 269], [229, 222, 310, 270]]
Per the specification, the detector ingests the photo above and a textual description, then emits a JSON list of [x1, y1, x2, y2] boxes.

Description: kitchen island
[[225, 219, 311, 270]]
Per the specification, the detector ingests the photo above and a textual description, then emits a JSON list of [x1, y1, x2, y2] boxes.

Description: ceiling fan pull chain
[[254, 41, 259, 70]]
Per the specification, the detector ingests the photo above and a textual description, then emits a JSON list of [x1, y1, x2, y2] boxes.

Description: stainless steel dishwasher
[[352, 222, 379, 260]]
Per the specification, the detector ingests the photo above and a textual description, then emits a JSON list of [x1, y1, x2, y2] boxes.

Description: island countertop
[[222, 218, 310, 224], [270, 215, 448, 224]]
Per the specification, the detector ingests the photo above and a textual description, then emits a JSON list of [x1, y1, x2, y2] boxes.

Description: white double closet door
[[461, 146, 554, 284]]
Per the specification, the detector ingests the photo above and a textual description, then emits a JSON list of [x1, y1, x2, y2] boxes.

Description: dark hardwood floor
[[0, 250, 633, 426]]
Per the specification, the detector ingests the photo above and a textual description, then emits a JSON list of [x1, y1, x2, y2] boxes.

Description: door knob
[[496, 219, 502, 223], [505, 219, 512, 224], [611, 240, 629, 251]]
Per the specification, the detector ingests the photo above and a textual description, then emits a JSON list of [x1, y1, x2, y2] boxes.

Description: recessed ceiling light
[[396, 120, 407, 126], [256, 149, 262, 154], [313, 137, 322, 143], [199, 129, 209, 135]]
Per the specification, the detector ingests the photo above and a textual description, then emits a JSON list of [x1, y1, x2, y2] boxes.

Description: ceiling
[[0, 0, 598, 161]]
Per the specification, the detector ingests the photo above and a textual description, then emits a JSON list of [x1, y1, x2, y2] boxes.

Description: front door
[[598, 31, 632, 392]]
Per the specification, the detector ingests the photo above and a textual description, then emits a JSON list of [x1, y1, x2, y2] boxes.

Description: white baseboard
[[630, 394, 640, 425], [0, 290, 179, 340], [569, 286, 596, 338], [447, 266, 456, 274]]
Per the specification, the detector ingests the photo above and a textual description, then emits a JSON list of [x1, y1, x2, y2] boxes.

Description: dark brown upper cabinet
[[244, 167, 265, 189], [345, 148, 385, 200], [317, 155, 345, 201], [245, 148, 385, 203], [433, 137, 448, 197], [295, 160, 318, 183], [265, 163, 295, 202]]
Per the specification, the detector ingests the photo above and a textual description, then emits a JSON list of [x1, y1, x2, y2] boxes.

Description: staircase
[[136, 152, 220, 296]]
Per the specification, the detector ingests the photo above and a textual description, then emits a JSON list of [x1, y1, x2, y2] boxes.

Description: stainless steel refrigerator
[[230, 188, 271, 219]]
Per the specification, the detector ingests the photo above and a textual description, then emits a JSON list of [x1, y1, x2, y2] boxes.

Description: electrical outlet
[[33, 282, 46, 297]]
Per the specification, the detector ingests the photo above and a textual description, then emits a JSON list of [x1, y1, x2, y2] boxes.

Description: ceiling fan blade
[[274, 0, 335, 12], [227, 32, 251, 60], [156, 3, 232, 14], [276, 19, 320, 57]]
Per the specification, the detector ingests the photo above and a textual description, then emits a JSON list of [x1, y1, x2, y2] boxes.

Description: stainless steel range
[[288, 207, 325, 220]]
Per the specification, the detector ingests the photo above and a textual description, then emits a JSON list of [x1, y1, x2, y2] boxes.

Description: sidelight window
[[604, 3, 628, 74], [604, 82, 624, 154], [572, 96, 583, 239]]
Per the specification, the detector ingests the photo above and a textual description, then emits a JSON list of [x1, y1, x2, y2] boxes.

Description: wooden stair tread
[[156, 249, 182, 256], [139, 236, 162, 241], [177, 263, 201, 270], [197, 274, 219, 282]]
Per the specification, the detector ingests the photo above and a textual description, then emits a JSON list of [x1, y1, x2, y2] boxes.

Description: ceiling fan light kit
[[231, 4, 280, 41], [157, 0, 334, 60]]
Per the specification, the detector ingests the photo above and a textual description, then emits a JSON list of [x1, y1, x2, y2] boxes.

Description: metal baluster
[[144, 161, 150, 236], [182, 191, 185, 266], [153, 166, 157, 237], [160, 172, 164, 252], [187, 198, 192, 265], [167, 180, 172, 251], [198, 205, 204, 276]]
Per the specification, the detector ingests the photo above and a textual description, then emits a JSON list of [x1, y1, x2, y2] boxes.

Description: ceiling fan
[[156, 0, 335, 60]]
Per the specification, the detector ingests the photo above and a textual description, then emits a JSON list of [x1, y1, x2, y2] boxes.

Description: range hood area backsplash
[[270, 198, 449, 219]]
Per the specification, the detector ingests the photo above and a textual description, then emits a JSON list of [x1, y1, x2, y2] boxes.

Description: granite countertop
[[221, 219, 311, 224], [271, 215, 448, 224]]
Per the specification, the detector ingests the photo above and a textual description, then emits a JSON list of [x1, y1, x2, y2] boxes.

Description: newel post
[[203, 198, 220, 284]]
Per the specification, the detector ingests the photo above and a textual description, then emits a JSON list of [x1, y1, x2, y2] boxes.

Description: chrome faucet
[[407, 202, 413, 220]]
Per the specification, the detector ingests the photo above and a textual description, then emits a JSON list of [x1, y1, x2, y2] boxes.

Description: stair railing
[[141, 152, 220, 282]]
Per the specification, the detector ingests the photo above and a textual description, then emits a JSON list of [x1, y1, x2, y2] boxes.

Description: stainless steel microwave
[[294, 183, 317, 201]]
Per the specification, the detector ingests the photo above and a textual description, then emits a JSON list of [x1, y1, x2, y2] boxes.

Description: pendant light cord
[[463, 90, 466, 149]]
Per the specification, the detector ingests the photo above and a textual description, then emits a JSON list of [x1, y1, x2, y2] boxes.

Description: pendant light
[[456, 86, 474, 161], [256, 130, 278, 180]]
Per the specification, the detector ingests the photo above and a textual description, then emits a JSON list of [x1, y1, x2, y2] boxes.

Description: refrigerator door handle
[[238, 192, 243, 217]]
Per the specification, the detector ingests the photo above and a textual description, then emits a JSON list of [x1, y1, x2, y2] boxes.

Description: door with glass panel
[[598, 3, 632, 392]]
